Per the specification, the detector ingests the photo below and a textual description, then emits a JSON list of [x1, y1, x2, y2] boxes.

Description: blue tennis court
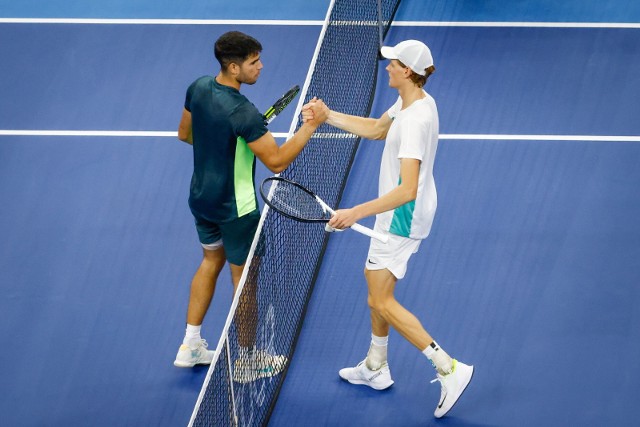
[[1, 1, 639, 426]]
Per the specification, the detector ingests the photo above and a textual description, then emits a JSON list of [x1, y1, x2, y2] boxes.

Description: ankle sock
[[183, 324, 202, 348], [422, 341, 453, 375], [366, 334, 388, 371]]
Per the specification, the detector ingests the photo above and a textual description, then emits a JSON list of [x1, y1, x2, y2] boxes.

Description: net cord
[[186, 1, 337, 425]]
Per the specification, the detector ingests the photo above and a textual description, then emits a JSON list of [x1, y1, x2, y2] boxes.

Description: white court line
[[0, 130, 290, 138], [0, 18, 323, 25], [1, 130, 638, 142], [393, 21, 640, 28], [0, 130, 177, 137], [1, 18, 639, 28], [440, 134, 640, 142]]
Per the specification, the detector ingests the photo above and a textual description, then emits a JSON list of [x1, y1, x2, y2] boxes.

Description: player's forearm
[[327, 110, 386, 140], [270, 122, 317, 173], [353, 184, 417, 220]]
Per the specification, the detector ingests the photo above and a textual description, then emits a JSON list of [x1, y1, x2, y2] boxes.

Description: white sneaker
[[173, 339, 215, 368], [233, 349, 288, 384], [338, 360, 394, 390], [432, 359, 474, 418]]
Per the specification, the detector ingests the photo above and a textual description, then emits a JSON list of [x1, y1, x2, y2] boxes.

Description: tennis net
[[189, 1, 401, 425]]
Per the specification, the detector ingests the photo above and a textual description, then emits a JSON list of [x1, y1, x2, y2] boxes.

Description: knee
[[200, 254, 225, 275], [367, 295, 390, 317]]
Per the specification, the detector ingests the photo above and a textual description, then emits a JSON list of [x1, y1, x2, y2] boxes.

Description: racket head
[[263, 85, 300, 124], [260, 177, 332, 223]]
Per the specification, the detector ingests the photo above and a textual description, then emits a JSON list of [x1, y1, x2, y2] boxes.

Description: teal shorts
[[194, 210, 260, 265]]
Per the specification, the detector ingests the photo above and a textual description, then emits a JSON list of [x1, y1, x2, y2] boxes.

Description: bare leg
[[186, 247, 227, 325], [230, 257, 259, 349], [365, 268, 433, 350]]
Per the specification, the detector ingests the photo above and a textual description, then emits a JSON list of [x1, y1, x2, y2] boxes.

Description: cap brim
[[380, 46, 397, 60]]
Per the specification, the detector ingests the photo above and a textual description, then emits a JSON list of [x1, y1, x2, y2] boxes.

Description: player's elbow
[[262, 151, 291, 174], [264, 159, 288, 174], [374, 130, 388, 140], [268, 164, 286, 174], [401, 184, 418, 203], [177, 128, 190, 143], [370, 119, 390, 140], [372, 124, 389, 140]]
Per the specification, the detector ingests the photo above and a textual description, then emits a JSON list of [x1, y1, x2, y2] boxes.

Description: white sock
[[422, 341, 453, 375], [371, 334, 388, 347], [365, 334, 388, 371], [183, 324, 202, 348]]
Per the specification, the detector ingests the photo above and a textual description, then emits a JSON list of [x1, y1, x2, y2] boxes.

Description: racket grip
[[351, 223, 388, 243]]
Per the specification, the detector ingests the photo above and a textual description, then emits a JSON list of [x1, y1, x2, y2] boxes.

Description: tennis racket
[[260, 177, 388, 243], [263, 85, 300, 125]]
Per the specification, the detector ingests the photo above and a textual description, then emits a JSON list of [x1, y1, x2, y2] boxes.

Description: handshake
[[301, 97, 330, 127]]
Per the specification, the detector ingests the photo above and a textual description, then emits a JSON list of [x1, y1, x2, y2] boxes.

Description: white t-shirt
[[375, 93, 439, 240]]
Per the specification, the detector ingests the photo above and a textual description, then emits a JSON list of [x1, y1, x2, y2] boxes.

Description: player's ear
[[228, 62, 241, 76]]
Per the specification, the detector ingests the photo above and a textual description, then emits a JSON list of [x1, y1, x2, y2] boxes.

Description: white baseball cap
[[380, 40, 434, 76]]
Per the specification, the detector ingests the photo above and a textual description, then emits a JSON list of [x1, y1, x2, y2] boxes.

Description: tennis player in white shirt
[[303, 39, 474, 419]]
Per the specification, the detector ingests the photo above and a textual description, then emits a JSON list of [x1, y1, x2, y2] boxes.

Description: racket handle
[[316, 197, 387, 243], [351, 223, 389, 243]]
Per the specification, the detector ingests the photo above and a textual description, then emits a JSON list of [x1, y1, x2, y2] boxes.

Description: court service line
[[1, 130, 638, 142], [1, 18, 639, 28], [440, 134, 640, 142], [394, 21, 640, 28], [0, 18, 323, 25]]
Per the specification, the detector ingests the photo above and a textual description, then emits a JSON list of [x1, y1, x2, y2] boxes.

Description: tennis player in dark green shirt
[[174, 31, 327, 377]]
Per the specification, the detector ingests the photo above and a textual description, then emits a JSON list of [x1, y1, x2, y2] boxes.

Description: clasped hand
[[301, 97, 330, 125]]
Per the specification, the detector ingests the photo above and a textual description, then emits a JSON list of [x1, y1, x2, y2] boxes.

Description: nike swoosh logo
[[438, 392, 447, 409], [368, 259, 377, 265]]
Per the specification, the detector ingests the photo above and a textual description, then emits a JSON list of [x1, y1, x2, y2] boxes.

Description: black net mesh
[[191, 1, 401, 425]]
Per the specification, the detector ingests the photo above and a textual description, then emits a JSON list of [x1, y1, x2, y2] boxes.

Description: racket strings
[[268, 182, 330, 221]]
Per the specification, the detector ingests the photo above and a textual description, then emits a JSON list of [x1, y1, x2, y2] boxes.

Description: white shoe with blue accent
[[173, 339, 214, 368], [233, 349, 288, 384]]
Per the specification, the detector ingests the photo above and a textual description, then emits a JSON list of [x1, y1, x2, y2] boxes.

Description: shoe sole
[[344, 378, 395, 390], [339, 371, 394, 391], [434, 366, 474, 418], [173, 360, 212, 368]]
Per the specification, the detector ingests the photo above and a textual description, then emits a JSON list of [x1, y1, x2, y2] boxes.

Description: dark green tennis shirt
[[185, 76, 268, 223]]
